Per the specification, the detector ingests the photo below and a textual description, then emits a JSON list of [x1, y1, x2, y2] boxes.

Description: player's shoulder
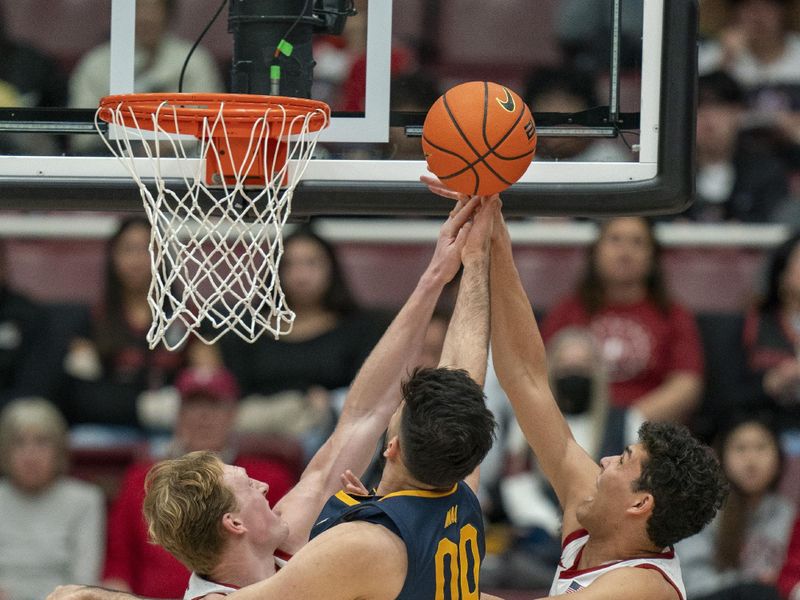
[[319, 520, 407, 558], [304, 519, 406, 567], [591, 566, 681, 600]]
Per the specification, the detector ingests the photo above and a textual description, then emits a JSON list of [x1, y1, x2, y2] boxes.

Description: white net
[[96, 98, 328, 350]]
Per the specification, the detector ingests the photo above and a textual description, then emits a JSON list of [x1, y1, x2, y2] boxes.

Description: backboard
[[0, 0, 696, 217]]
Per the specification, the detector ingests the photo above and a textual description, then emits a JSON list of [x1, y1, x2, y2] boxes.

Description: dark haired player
[[424, 175, 728, 599], [208, 196, 499, 600]]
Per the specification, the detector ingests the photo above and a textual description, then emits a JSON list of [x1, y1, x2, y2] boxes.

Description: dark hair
[[713, 412, 783, 570], [524, 66, 599, 111], [95, 216, 152, 358], [399, 367, 496, 488], [103, 216, 151, 307], [698, 71, 746, 107], [634, 422, 728, 548], [578, 217, 671, 314], [280, 224, 359, 315], [759, 231, 800, 313]]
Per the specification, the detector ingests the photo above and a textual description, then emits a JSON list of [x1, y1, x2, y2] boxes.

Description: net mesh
[[96, 98, 328, 350]]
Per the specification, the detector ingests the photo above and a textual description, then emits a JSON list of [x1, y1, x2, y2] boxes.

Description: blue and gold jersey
[[311, 481, 485, 600]]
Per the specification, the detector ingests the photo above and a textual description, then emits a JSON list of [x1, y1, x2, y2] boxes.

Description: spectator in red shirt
[[541, 217, 704, 455], [779, 515, 800, 599], [102, 366, 297, 598]]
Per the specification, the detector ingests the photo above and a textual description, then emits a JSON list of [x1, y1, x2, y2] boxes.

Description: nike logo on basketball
[[496, 88, 516, 112]]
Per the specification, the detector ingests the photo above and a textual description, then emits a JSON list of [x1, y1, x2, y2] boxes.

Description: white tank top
[[183, 556, 289, 600], [549, 529, 686, 599]]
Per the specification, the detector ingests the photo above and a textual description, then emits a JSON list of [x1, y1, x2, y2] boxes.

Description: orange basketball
[[422, 81, 537, 196]]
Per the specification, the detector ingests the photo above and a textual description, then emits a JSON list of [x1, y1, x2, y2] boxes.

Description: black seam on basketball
[[486, 103, 528, 159], [422, 135, 472, 166], [443, 91, 487, 161], [424, 135, 479, 191], [434, 143, 529, 183], [438, 152, 514, 185], [481, 82, 490, 156]]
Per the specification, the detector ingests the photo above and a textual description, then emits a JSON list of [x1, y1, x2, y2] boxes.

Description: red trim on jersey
[[561, 529, 589, 550], [635, 563, 684, 600], [558, 534, 676, 579], [275, 549, 293, 563], [559, 545, 625, 579]]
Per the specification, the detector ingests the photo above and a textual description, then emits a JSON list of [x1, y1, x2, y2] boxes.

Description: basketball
[[422, 81, 537, 196]]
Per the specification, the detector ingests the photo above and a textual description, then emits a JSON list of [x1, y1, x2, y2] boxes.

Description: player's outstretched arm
[[274, 197, 481, 553], [489, 208, 599, 534], [438, 195, 495, 388], [437, 195, 497, 493]]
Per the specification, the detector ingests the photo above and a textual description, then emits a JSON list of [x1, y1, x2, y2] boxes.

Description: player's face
[[222, 464, 289, 549], [576, 444, 647, 531], [382, 401, 405, 460], [723, 422, 780, 496], [112, 224, 152, 294], [594, 218, 653, 288], [282, 237, 332, 308]]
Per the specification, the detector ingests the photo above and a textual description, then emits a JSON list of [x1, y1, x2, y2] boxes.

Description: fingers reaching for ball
[[420, 174, 470, 202]]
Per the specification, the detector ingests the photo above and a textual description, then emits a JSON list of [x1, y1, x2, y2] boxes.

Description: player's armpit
[[540, 567, 680, 599], [227, 522, 407, 600]]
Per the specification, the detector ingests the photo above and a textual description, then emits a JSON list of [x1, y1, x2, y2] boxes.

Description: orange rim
[[97, 92, 330, 139]]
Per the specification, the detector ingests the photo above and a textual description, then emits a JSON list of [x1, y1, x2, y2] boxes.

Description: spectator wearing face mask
[[480, 328, 610, 590]]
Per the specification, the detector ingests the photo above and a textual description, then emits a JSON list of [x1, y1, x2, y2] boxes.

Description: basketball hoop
[[96, 93, 330, 350]]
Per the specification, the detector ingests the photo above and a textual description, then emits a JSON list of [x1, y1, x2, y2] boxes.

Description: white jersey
[[549, 529, 686, 599], [183, 556, 289, 600]]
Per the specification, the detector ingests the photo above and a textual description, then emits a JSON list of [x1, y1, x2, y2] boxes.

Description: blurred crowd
[[5, 0, 800, 599]]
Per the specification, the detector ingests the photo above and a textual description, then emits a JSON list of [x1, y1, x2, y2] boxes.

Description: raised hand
[[427, 195, 481, 284], [420, 174, 469, 203], [340, 469, 370, 496]]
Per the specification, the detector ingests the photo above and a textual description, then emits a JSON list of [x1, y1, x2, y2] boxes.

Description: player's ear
[[383, 435, 400, 459], [628, 492, 654, 517], [222, 512, 246, 535]]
